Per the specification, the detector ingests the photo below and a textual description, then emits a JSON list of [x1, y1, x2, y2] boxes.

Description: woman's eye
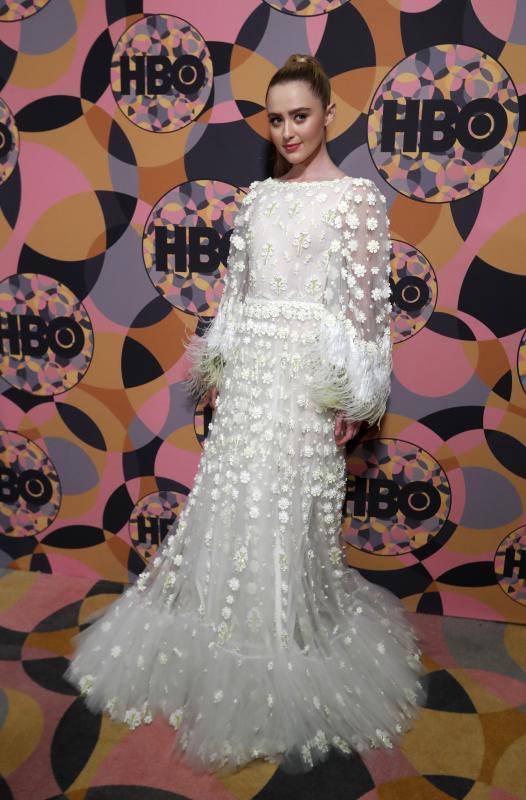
[[269, 114, 306, 125]]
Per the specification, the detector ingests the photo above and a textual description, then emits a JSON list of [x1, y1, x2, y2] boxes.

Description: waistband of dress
[[243, 297, 325, 321]]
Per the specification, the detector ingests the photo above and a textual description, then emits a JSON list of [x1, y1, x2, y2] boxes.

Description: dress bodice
[[243, 176, 354, 307]]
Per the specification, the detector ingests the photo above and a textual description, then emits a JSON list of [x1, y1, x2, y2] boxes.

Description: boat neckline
[[269, 175, 350, 186]]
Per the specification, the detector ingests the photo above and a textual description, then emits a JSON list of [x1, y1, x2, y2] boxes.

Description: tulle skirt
[[64, 307, 427, 774]]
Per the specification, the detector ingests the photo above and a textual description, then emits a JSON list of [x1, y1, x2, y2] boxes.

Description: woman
[[65, 53, 427, 775]]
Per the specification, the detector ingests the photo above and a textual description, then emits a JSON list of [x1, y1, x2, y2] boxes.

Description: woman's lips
[[284, 143, 300, 151]]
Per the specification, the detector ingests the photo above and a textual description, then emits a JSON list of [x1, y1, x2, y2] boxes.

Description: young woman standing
[[65, 53, 427, 775]]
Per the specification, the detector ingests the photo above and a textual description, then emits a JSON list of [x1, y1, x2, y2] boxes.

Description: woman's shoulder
[[245, 175, 377, 187], [246, 178, 271, 192], [238, 179, 268, 203], [241, 175, 381, 199]]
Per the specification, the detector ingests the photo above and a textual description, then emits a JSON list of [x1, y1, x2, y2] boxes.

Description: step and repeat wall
[[0, 0, 525, 623]]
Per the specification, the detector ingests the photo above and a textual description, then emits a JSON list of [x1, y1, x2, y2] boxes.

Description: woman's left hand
[[334, 410, 362, 446]]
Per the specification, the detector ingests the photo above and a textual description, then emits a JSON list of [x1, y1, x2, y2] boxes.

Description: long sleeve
[[308, 179, 393, 428], [182, 184, 255, 400]]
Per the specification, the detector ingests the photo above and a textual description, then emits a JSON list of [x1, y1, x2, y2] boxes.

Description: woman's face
[[266, 80, 333, 166]]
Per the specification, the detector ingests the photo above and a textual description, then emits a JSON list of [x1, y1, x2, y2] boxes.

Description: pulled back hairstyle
[[265, 54, 332, 178]]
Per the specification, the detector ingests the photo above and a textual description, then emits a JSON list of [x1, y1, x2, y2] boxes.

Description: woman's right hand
[[207, 385, 219, 410]]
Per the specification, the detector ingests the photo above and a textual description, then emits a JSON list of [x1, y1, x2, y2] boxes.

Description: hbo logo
[[119, 54, 206, 96], [0, 468, 53, 506], [348, 477, 441, 519], [0, 314, 85, 357], [152, 225, 232, 274], [382, 98, 507, 153]]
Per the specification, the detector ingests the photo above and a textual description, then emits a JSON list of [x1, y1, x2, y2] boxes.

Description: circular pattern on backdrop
[[342, 438, 451, 555], [129, 491, 184, 561], [111, 14, 213, 133], [0, 430, 61, 536], [262, 0, 348, 14], [390, 240, 437, 342], [0, 97, 19, 186], [494, 526, 526, 606], [368, 44, 520, 202], [0, 0, 51, 22], [143, 180, 246, 315], [0, 273, 94, 396]]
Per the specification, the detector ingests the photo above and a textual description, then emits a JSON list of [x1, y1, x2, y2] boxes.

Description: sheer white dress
[[64, 174, 427, 775]]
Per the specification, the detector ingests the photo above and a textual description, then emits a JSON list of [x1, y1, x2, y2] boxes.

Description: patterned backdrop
[[1, 0, 525, 624]]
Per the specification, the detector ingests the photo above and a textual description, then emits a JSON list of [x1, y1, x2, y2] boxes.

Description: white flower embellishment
[[270, 274, 287, 295], [79, 674, 94, 695], [124, 708, 142, 729], [233, 546, 248, 572], [345, 211, 359, 230], [288, 199, 301, 216], [262, 242, 274, 264], [136, 572, 148, 592], [164, 571, 176, 590], [351, 261, 366, 277], [366, 239, 380, 254], [366, 216, 378, 230], [231, 234, 245, 250], [293, 230, 311, 255], [169, 709, 183, 729], [351, 285, 365, 300], [306, 276, 321, 295]]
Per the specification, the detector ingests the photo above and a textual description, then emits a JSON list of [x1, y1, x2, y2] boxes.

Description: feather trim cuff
[[181, 302, 239, 400], [306, 313, 392, 428], [182, 332, 225, 399]]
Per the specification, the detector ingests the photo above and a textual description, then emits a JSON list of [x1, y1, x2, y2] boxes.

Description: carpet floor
[[1, 566, 525, 800]]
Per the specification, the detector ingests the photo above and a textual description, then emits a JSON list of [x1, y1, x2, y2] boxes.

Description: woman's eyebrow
[[267, 107, 311, 117]]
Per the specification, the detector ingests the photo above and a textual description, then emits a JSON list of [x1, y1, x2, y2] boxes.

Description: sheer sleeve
[[182, 183, 256, 400], [308, 179, 393, 428]]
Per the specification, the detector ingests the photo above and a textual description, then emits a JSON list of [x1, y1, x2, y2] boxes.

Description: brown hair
[[265, 54, 332, 178]]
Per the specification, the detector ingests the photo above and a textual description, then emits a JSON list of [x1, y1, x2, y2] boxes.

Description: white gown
[[64, 174, 427, 774]]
